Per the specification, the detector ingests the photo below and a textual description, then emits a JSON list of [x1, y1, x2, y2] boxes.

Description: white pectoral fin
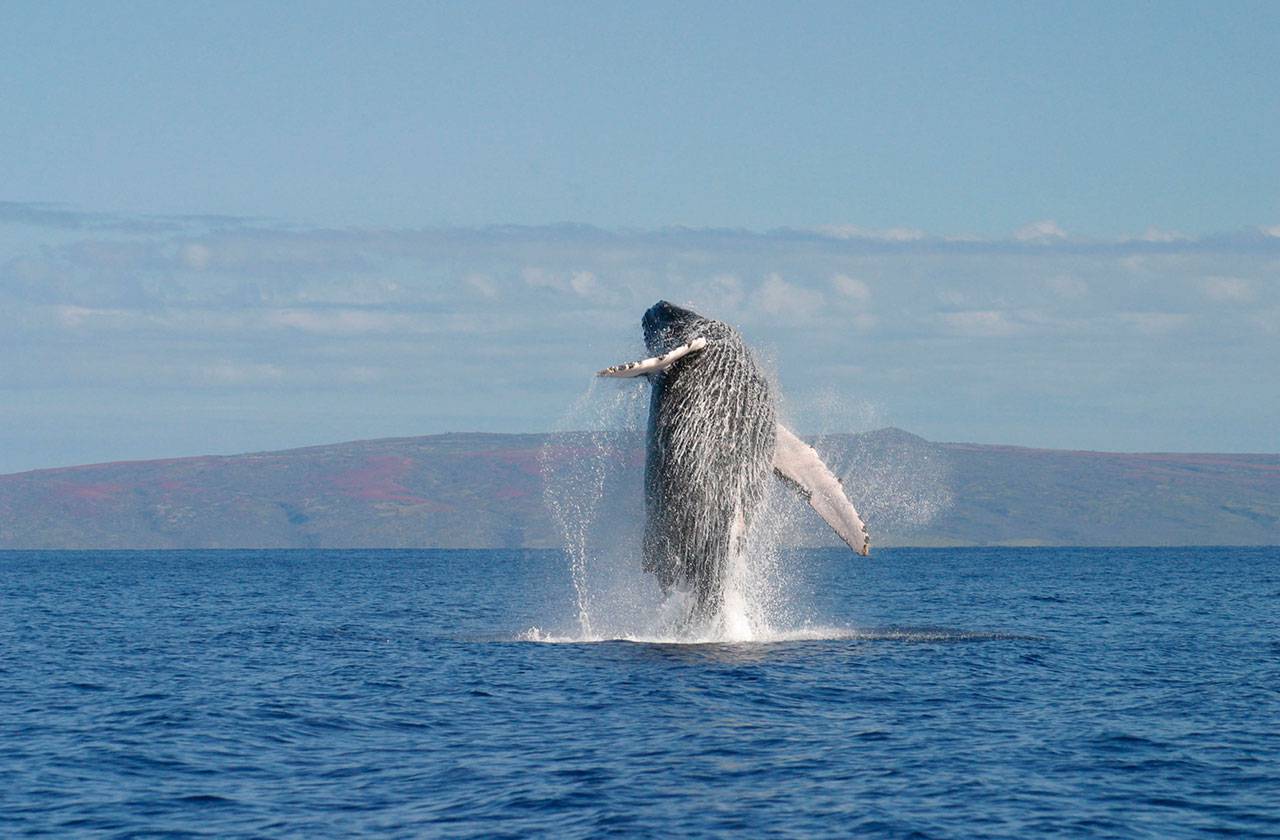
[[597, 336, 707, 378], [773, 424, 871, 556]]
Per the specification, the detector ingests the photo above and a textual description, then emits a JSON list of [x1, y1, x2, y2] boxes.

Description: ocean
[[2, 547, 1278, 837]]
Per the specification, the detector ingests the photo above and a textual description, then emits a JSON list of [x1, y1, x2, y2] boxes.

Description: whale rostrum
[[598, 300, 870, 621]]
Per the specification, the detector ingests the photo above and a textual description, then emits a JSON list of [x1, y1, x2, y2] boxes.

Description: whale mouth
[[643, 300, 703, 354]]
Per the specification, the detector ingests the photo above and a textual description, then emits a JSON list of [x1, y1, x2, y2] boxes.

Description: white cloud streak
[[1014, 220, 1068, 242], [4, 209, 1280, 465], [1201, 277, 1254, 303]]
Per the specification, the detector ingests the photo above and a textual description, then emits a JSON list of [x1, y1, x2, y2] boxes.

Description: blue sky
[[2, 2, 1278, 472]]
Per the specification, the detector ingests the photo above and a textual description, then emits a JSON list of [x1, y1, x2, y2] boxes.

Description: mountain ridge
[[2, 430, 1276, 549]]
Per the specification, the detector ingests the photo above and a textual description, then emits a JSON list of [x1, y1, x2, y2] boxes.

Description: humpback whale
[[599, 300, 870, 623]]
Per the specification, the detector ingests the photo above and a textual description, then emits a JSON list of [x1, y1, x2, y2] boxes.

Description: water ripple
[[1, 547, 1278, 837]]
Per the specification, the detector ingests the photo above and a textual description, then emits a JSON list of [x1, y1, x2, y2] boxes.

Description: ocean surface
[[2, 547, 1278, 837]]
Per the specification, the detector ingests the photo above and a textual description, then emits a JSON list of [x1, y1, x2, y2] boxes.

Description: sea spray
[[536, 399, 957, 642], [779, 388, 954, 544], [538, 379, 647, 639], [537, 307, 951, 643], [538, 376, 803, 643]]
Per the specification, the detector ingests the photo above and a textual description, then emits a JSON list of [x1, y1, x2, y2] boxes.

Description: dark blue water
[[2, 548, 1278, 837]]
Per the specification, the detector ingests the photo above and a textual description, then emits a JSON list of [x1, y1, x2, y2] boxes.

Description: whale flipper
[[597, 337, 707, 378], [773, 424, 871, 556]]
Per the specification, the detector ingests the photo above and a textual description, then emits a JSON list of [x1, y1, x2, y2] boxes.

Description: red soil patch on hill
[[327, 456, 437, 505]]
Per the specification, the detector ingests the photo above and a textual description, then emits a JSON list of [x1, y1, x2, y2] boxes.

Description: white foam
[[516, 624, 864, 645], [539, 373, 812, 643], [515, 625, 1031, 645], [536, 366, 957, 647]]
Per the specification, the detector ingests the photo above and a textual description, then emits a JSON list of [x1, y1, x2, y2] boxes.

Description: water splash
[[538, 375, 808, 644], [516, 624, 1035, 645], [537, 372, 954, 644], [782, 387, 954, 537], [538, 380, 646, 638]]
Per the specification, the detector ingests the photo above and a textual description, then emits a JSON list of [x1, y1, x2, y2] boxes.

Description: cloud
[[689, 273, 745, 313], [1117, 311, 1191, 335], [267, 309, 413, 334], [1250, 308, 1280, 334], [1014, 220, 1068, 242], [13, 216, 1276, 343], [202, 362, 286, 385], [751, 273, 826, 322], [54, 305, 96, 328], [851, 312, 877, 332], [180, 243, 212, 270], [1135, 226, 1189, 243], [1045, 275, 1089, 299], [0, 201, 253, 234], [1201, 277, 1254, 303], [6, 206, 1280, 469], [831, 274, 871, 301], [465, 273, 498, 299], [939, 310, 1026, 337], [814, 224, 926, 242], [0, 201, 155, 232], [522, 266, 599, 296]]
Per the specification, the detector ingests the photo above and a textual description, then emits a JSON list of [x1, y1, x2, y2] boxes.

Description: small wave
[[516, 625, 855, 645], [515, 625, 1036, 645]]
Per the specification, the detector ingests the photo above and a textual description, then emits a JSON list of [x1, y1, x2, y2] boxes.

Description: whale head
[[643, 300, 704, 354], [597, 301, 711, 379]]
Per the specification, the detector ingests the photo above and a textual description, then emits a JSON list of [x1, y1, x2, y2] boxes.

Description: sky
[[2, 2, 1278, 473]]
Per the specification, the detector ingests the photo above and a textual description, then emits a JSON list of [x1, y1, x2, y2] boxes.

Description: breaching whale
[[599, 300, 870, 622]]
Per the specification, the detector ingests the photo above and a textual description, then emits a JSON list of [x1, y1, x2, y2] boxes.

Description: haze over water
[[3, 547, 1278, 837]]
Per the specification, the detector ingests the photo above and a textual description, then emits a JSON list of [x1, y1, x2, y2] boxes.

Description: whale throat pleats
[[597, 337, 707, 378], [772, 424, 871, 556]]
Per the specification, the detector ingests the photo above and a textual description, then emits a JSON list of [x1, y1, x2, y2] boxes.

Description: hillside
[[1, 430, 1276, 549]]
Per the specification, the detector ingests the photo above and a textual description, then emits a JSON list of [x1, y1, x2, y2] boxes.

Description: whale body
[[599, 300, 870, 622]]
